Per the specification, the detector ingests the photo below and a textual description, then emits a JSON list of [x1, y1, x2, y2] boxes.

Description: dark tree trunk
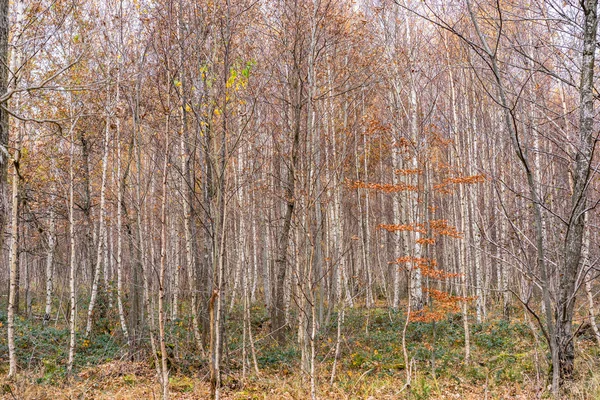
[[555, 0, 598, 383], [80, 132, 96, 287], [0, 0, 8, 258], [271, 54, 302, 344]]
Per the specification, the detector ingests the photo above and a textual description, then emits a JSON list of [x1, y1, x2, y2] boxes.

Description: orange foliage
[[428, 219, 463, 238], [379, 223, 426, 233], [448, 174, 486, 184], [348, 180, 418, 192], [350, 120, 474, 326], [393, 256, 461, 280], [395, 137, 412, 148], [380, 220, 462, 238], [434, 174, 486, 191], [425, 126, 453, 147], [394, 168, 422, 175], [392, 256, 432, 266], [364, 117, 391, 135], [415, 237, 435, 245], [410, 289, 475, 323], [420, 266, 461, 280]]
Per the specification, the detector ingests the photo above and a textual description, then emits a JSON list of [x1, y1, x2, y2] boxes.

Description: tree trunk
[[583, 225, 600, 346], [158, 131, 170, 400], [116, 102, 129, 344], [67, 118, 79, 376], [272, 46, 301, 343], [556, 0, 598, 383], [85, 106, 112, 337], [7, 129, 20, 378], [180, 116, 203, 354], [0, 0, 8, 285], [44, 208, 56, 325]]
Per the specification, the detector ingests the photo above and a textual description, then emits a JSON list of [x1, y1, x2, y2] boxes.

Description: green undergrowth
[[1, 304, 599, 398], [0, 312, 123, 384], [329, 308, 537, 390]]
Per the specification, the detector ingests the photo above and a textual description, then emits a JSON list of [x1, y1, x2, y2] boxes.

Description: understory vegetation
[[2, 304, 600, 399]]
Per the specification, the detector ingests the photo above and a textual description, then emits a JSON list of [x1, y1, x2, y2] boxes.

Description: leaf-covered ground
[[1, 306, 600, 399]]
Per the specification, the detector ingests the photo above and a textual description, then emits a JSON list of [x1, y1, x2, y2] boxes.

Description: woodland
[[0, 0, 600, 399]]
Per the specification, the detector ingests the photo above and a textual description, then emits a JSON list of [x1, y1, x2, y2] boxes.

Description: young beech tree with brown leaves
[[352, 123, 483, 367]]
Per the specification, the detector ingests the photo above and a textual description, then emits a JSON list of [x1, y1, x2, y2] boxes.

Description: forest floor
[[1, 305, 600, 399]]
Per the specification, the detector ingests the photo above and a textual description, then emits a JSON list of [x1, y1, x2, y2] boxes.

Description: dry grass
[[0, 360, 562, 400], [3, 307, 600, 399]]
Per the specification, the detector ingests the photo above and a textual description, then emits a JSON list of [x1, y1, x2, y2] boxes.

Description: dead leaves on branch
[[348, 174, 486, 195], [410, 289, 476, 323], [391, 256, 461, 280], [379, 223, 426, 234], [348, 179, 418, 193], [379, 219, 463, 239], [434, 174, 486, 193]]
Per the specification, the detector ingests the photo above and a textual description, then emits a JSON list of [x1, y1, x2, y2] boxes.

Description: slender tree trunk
[[85, 103, 112, 337], [158, 131, 170, 400], [391, 140, 402, 310], [67, 117, 79, 376], [310, 276, 317, 400], [262, 212, 272, 308], [466, 81, 485, 323], [7, 127, 21, 378], [0, 0, 9, 290], [23, 225, 31, 319], [171, 217, 179, 321], [361, 127, 374, 308], [80, 131, 95, 293], [6, 1, 23, 376], [272, 51, 301, 343], [180, 119, 204, 355], [210, 194, 227, 399], [104, 215, 112, 310], [583, 225, 600, 346], [116, 102, 129, 343], [402, 7, 423, 312], [44, 208, 56, 325], [456, 162, 471, 363], [211, 6, 232, 396], [556, 0, 598, 384]]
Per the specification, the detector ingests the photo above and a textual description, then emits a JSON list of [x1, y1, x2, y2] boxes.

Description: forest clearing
[[1, 0, 600, 399]]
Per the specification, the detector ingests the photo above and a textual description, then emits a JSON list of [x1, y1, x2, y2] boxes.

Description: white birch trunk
[[583, 224, 600, 346], [6, 0, 24, 376], [7, 127, 20, 377], [405, 12, 423, 311], [158, 132, 170, 400], [116, 105, 129, 342], [85, 101, 112, 337], [44, 208, 56, 325], [67, 118, 79, 375]]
